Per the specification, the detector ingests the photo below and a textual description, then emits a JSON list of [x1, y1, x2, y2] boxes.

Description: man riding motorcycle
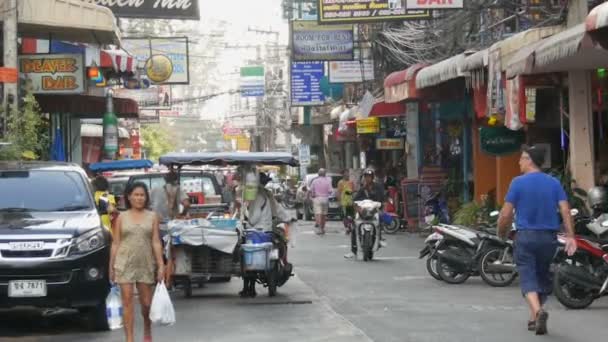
[[344, 169, 387, 259]]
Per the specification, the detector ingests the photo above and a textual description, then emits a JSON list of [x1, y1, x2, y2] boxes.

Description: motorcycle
[[382, 187, 404, 234], [281, 182, 297, 209], [355, 200, 383, 262], [553, 215, 608, 309], [423, 191, 450, 228], [418, 230, 444, 280]]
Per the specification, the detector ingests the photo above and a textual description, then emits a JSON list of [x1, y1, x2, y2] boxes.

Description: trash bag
[[106, 284, 123, 330], [149, 281, 176, 326]]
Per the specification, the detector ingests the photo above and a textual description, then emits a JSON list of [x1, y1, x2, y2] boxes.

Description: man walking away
[[498, 145, 577, 335], [309, 168, 332, 235]]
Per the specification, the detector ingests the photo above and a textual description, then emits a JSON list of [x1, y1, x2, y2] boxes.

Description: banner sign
[[139, 110, 160, 124], [291, 62, 325, 106], [317, 0, 430, 24], [479, 126, 525, 156], [19, 54, 85, 94], [122, 37, 189, 84], [356, 117, 379, 134], [406, 0, 464, 9], [328, 60, 374, 83], [292, 21, 353, 61], [114, 85, 171, 110], [299, 144, 311, 166], [240, 66, 265, 97], [376, 138, 404, 150], [82, 0, 200, 20]]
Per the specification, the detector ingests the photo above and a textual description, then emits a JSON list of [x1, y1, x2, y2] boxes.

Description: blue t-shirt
[[505, 172, 567, 230]]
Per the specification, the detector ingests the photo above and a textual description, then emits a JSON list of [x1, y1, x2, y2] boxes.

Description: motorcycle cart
[[159, 152, 299, 297]]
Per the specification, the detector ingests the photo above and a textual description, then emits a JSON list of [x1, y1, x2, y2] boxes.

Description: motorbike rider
[[344, 169, 387, 259]]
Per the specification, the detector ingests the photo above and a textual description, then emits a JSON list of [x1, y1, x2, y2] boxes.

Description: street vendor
[[150, 170, 191, 222]]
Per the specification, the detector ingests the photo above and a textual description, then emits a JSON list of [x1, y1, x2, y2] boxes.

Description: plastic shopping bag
[[106, 284, 123, 330], [149, 281, 176, 326]]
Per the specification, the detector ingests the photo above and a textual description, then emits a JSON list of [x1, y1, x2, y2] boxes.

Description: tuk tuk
[[159, 152, 299, 297], [88, 159, 155, 209]]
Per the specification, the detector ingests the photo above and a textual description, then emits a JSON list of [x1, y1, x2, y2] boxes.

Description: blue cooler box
[[242, 242, 273, 271]]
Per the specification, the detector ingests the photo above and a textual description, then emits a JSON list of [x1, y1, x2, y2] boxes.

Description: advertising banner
[[406, 0, 464, 9], [317, 0, 430, 24], [122, 37, 190, 84], [291, 62, 325, 106], [114, 85, 171, 110], [328, 60, 374, 83], [19, 54, 84, 94], [356, 117, 379, 134], [82, 0, 200, 20], [292, 21, 353, 61], [376, 138, 404, 150], [240, 66, 265, 97]]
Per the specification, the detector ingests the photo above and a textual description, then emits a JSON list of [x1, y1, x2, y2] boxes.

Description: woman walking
[[110, 182, 165, 342]]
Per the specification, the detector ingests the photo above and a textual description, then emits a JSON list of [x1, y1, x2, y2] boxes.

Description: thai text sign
[[81, 0, 200, 20], [19, 54, 84, 94], [406, 0, 464, 9], [329, 60, 374, 83], [122, 37, 190, 84], [376, 138, 404, 150], [292, 21, 353, 61], [317, 0, 430, 24], [356, 117, 379, 134], [291, 62, 325, 105]]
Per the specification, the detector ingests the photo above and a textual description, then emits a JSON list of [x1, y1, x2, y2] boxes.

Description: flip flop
[[535, 310, 549, 335], [527, 321, 535, 331]]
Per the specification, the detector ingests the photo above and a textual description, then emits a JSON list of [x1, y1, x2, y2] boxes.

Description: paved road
[[1, 220, 606, 341]]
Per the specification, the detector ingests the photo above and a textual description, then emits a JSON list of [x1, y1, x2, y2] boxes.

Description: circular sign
[[145, 55, 173, 83]]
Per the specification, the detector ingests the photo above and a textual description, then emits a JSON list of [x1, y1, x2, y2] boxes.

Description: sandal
[[535, 310, 549, 335], [527, 321, 536, 331]]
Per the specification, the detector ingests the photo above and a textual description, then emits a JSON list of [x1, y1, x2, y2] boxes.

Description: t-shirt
[[150, 183, 189, 222], [310, 176, 333, 199], [505, 172, 567, 231], [337, 179, 354, 207]]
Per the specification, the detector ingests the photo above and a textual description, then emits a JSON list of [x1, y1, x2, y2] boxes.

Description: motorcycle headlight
[[71, 228, 106, 254]]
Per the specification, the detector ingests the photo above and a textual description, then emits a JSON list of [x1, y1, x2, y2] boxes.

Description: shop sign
[[114, 85, 171, 110], [299, 144, 311, 166], [376, 138, 404, 150], [18, 54, 84, 94], [122, 37, 190, 84], [406, 0, 464, 9], [479, 126, 525, 156], [525, 88, 537, 122], [328, 60, 374, 83], [82, 0, 200, 20], [292, 21, 353, 61], [356, 117, 379, 134], [240, 66, 265, 97], [317, 0, 430, 24], [291, 62, 325, 105]]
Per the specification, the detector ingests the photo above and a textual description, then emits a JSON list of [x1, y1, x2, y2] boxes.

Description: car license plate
[[8, 280, 47, 297], [329, 202, 339, 209], [9, 241, 44, 251]]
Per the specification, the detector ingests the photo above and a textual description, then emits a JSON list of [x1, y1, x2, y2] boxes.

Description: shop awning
[[35, 94, 139, 118], [490, 26, 563, 67], [369, 100, 406, 117], [17, 0, 121, 46], [416, 54, 467, 89], [505, 39, 545, 78], [100, 49, 137, 73], [81, 124, 130, 139], [460, 49, 488, 72], [384, 63, 427, 103], [586, 2, 608, 32]]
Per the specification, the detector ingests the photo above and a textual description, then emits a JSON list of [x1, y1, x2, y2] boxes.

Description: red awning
[[383, 63, 428, 87], [370, 101, 406, 117], [35, 94, 139, 118], [100, 49, 136, 73], [586, 2, 608, 31], [384, 63, 429, 103]]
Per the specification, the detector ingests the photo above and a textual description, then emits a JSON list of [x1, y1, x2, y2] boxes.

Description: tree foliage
[[0, 91, 49, 161], [140, 125, 172, 162]]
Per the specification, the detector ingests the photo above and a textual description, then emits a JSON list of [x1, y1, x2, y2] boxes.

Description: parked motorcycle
[[355, 200, 383, 262], [553, 215, 608, 309], [423, 191, 450, 228], [419, 230, 444, 280]]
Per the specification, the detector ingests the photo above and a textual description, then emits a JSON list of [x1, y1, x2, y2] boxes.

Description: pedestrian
[[110, 182, 165, 342], [337, 169, 355, 233], [309, 168, 332, 235], [92, 175, 117, 235], [497, 145, 577, 335], [150, 170, 191, 222]]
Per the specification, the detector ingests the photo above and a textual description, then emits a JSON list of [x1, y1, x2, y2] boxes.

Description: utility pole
[[1, 0, 18, 138]]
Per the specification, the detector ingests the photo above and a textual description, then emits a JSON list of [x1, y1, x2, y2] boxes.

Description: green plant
[[453, 201, 482, 226], [140, 125, 172, 162]]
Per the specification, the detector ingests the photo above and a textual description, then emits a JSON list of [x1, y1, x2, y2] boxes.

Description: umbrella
[[51, 126, 66, 161]]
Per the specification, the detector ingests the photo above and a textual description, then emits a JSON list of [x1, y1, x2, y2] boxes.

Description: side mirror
[[570, 209, 579, 217], [601, 220, 608, 228], [490, 210, 499, 217]]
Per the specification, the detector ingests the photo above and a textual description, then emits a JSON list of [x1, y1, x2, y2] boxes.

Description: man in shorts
[[309, 168, 332, 235]]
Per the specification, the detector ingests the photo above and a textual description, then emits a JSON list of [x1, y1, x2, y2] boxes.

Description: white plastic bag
[[106, 284, 123, 330], [149, 281, 176, 326]]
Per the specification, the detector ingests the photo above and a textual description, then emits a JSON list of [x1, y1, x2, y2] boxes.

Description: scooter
[[419, 230, 444, 280], [423, 191, 450, 228], [355, 200, 383, 262]]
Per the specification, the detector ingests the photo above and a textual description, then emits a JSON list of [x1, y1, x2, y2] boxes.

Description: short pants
[[313, 197, 329, 215], [514, 230, 558, 304]]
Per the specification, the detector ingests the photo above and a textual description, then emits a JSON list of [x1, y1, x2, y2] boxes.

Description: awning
[[369, 100, 406, 117], [490, 26, 563, 67], [81, 124, 130, 139], [16, 0, 121, 46], [416, 54, 466, 89], [100, 49, 136, 73], [505, 39, 545, 78], [586, 2, 608, 32], [384, 63, 427, 103], [460, 49, 488, 72], [35, 94, 139, 118]]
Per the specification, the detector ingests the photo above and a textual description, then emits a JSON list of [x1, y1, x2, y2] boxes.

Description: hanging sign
[[328, 60, 374, 83], [18, 54, 85, 94], [356, 117, 379, 134], [525, 88, 537, 123], [317, 0, 430, 24], [376, 138, 404, 150], [240, 66, 265, 97], [292, 21, 353, 61], [122, 37, 190, 84], [145, 55, 173, 83], [479, 126, 525, 156], [299, 144, 311, 166], [82, 0, 201, 20], [291, 62, 325, 105]]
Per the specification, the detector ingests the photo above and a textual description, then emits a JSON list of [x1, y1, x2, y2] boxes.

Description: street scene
[[2, 0, 608, 341]]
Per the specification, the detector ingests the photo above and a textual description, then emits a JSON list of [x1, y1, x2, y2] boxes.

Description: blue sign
[[291, 62, 325, 106]]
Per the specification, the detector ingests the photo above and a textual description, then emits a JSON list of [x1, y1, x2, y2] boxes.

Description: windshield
[[0, 170, 93, 211]]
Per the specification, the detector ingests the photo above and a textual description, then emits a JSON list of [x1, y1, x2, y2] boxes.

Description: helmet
[[587, 186, 607, 208], [363, 168, 375, 177]]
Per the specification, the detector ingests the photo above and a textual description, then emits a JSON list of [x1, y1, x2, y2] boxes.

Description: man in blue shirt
[[498, 145, 577, 335]]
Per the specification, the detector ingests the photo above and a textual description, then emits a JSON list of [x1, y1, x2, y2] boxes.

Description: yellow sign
[[356, 117, 379, 134], [145, 55, 173, 83], [376, 138, 404, 150], [237, 137, 250, 151], [224, 133, 246, 141]]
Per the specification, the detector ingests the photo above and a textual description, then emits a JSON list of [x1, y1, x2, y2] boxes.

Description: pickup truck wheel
[[81, 301, 110, 331]]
